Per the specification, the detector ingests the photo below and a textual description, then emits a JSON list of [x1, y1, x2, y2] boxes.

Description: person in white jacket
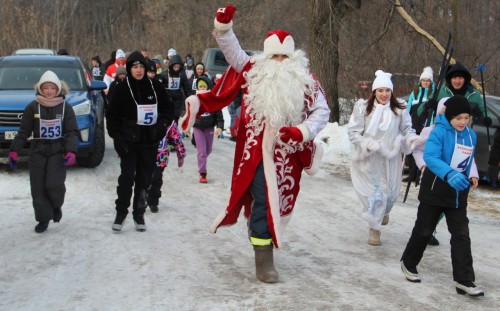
[[347, 70, 421, 246]]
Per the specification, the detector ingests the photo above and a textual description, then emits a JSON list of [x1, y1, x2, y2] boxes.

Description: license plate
[[4, 131, 17, 140]]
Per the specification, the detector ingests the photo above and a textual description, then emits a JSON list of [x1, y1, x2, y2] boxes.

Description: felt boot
[[368, 229, 381, 246], [254, 244, 279, 283]]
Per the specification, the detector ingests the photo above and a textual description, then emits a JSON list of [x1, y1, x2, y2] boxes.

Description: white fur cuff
[[304, 141, 323, 176], [179, 95, 200, 131], [214, 18, 233, 32], [297, 123, 310, 142]]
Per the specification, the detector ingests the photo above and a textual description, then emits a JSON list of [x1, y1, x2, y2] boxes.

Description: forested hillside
[[0, 0, 497, 122]]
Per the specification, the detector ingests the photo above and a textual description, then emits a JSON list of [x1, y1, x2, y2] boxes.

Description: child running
[[400, 95, 484, 297]]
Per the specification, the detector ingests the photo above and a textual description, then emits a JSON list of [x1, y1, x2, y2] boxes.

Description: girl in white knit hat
[[347, 70, 421, 246], [7, 71, 78, 233]]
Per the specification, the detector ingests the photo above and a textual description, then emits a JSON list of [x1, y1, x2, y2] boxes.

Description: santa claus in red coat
[[180, 4, 330, 283]]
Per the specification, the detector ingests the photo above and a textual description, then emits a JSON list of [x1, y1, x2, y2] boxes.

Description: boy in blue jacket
[[400, 95, 484, 297]]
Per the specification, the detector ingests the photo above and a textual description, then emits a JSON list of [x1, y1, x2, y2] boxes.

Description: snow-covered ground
[[1, 120, 499, 311]]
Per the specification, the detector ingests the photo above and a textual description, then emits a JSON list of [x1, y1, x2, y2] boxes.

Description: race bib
[[92, 67, 101, 77], [168, 77, 180, 90], [191, 78, 198, 90], [450, 143, 473, 172], [40, 118, 62, 139], [136, 104, 158, 125]]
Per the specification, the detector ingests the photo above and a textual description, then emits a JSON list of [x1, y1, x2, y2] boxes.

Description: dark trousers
[[29, 145, 66, 222], [147, 166, 165, 206], [249, 162, 271, 240], [401, 202, 475, 282], [115, 143, 157, 217]]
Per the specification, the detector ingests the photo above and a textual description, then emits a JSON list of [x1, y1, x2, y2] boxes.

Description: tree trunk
[[309, 0, 339, 123]]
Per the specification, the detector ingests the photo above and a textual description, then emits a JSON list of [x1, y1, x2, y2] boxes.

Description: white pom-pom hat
[[263, 30, 295, 57], [419, 66, 433, 82], [372, 70, 393, 91]]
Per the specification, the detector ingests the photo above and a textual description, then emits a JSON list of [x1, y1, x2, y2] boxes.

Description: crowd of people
[[6, 3, 497, 300]]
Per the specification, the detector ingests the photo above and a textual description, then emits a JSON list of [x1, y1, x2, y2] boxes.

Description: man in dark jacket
[[106, 51, 175, 232]]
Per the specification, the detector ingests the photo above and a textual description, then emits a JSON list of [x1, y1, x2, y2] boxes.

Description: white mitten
[[407, 135, 426, 150], [366, 138, 380, 152], [361, 137, 380, 155]]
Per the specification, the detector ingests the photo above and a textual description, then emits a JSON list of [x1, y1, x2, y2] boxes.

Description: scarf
[[36, 95, 64, 108], [365, 101, 393, 137]]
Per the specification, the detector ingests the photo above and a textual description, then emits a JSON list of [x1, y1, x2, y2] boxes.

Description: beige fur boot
[[368, 229, 381, 246], [382, 214, 389, 225], [254, 245, 279, 283]]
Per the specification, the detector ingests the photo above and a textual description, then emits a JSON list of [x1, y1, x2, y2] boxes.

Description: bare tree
[[309, 0, 361, 123]]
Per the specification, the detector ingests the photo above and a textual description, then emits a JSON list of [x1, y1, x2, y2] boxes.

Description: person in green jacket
[[418, 62, 491, 128]]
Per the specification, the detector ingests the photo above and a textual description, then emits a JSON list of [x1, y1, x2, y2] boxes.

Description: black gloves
[[424, 98, 438, 111], [113, 135, 129, 157]]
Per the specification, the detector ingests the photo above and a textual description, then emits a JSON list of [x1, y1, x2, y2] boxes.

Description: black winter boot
[[253, 244, 279, 283], [112, 211, 128, 232], [35, 221, 49, 233], [132, 190, 147, 232], [133, 214, 146, 232], [53, 208, 62, 223]]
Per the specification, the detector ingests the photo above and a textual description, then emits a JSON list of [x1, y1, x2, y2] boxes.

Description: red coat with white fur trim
[[196, 63, 326, 248]]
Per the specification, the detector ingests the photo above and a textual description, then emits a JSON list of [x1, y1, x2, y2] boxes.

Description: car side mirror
[[90, 80, 107, 91]]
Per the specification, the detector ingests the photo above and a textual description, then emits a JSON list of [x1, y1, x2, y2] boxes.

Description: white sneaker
[[401, 261, 421, 283], [455, 281, 484, 297]]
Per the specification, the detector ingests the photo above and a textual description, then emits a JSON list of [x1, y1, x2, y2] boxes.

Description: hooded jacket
[[160, 54, 190, 117], [417, 62, 486, 126], [437, 62, 485, 120], [106, 51, 174, 145], [419, 113, 477, 208], [186, 62, 211, 96]]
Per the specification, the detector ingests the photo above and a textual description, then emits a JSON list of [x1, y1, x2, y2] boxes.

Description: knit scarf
[[36, 95, 64, 108], [365, 101, 393, 137]]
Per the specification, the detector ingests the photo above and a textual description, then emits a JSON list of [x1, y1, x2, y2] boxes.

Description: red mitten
[[214, 4, 236, 31], [279, 126, 303, 146]]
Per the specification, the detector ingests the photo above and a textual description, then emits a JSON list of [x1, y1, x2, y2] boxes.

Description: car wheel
[[77, 124, 105, 168]]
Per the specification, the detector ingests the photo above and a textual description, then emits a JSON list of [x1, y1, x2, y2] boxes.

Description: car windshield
[[0, 60, 85, 91]]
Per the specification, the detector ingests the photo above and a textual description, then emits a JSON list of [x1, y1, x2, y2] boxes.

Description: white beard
[[243, 50, 315, 133]]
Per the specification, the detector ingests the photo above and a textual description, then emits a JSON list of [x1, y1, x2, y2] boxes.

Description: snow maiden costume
[[180, 4, 330, 283], [347, 70, 418, 246]]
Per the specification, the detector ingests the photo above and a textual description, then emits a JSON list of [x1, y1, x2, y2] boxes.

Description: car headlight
[[73, 100, 91, 115]]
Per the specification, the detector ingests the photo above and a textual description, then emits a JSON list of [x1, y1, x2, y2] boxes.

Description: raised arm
[[212, 4, 250, 73]]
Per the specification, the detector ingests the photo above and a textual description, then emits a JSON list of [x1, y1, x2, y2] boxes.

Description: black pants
[[249, 162, 272, 240], [29, 142, 66, 222], [115, 143, 157, 217], [401, 202, 475, 282], [147, 166, 165, 206]]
